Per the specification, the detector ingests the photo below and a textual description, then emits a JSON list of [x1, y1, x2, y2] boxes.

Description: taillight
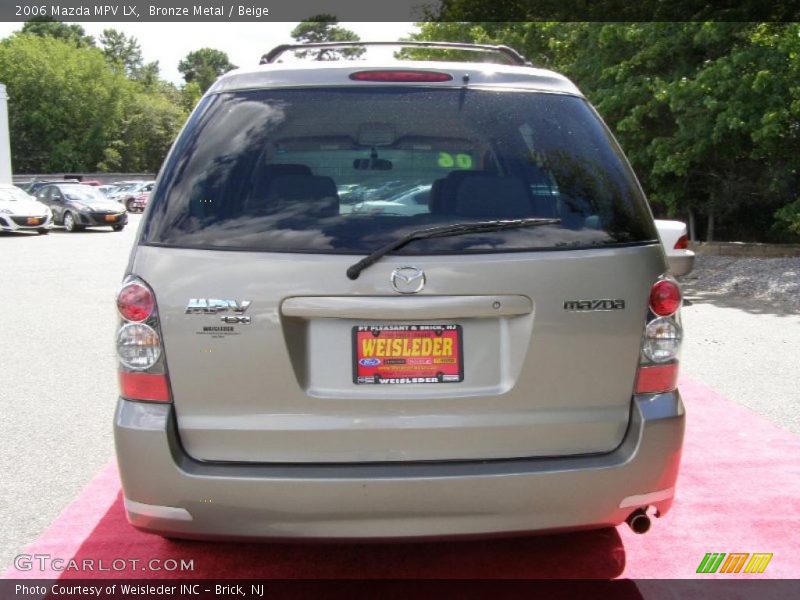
[[115, 276, 171, 403], [349, 70, 453, 82], [635, 364, 679, 395], [117, 281, 154, 322], [119, 372, 170, 402], [636, 276, 683, 394], [649, 278, 681, 317], [674, 234, 689, 250], [117, 323, 162, 370], [642, 317, 682, 363]]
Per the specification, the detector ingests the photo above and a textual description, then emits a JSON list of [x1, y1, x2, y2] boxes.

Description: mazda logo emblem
[[390, 267, 426, 294]]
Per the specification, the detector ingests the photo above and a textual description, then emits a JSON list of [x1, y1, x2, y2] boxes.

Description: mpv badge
[[185, 298, 252, 314], [391, 267, 425, 294]]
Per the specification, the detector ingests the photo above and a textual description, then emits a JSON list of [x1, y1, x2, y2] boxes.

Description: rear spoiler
[[260, 41, 531, 67]]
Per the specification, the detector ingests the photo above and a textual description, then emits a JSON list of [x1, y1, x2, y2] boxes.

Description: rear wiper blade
[[346, 217, 561, 280]]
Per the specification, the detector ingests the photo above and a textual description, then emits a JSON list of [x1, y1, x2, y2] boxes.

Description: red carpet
[[5, 379, 800, 579]]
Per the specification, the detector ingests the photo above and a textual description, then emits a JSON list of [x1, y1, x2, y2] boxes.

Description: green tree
[[20, 18, 94, 47], [0, 33, 129, 172], [106, 93, 188, 172], [178, 48, 237, 93], [290, 15, 365, 60], [410, 22, 800, 242], [100, 28, 144, 78], [180, 81, 203, 112]]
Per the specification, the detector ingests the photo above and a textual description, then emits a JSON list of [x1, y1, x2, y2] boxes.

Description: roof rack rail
[[260, 41, 530, 67]]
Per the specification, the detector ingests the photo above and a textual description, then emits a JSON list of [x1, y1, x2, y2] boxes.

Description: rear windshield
[[142, 87, 656, 253]]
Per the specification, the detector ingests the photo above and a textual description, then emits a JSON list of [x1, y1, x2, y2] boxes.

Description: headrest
[[429, 170, 482, 214], [266, 174, 340, 218], [453, 176, 533, 219]]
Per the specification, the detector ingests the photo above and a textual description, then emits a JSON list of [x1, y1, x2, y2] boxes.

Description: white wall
[[0, 84, 11, 184]]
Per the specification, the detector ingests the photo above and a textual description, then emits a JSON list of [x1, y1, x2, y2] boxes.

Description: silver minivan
[[114, 42, 685, 540]]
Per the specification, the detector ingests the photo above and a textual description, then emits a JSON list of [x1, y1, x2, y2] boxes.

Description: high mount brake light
[[117, 281, 155, 322], [349, 70, 453, 83], [649, 279, 682, 317]]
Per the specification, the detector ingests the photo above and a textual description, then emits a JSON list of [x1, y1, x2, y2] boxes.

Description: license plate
[[27, 217, 40, 225], [352, 325, 463, 385], [105, 215, 117, 222]]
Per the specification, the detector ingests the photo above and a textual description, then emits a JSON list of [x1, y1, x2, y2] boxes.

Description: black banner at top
[[3, 0, 800, 22]]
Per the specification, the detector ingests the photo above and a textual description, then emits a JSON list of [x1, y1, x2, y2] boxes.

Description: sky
[[0, 21, 419, 85]]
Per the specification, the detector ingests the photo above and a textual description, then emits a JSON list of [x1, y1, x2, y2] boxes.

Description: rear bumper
[[114, 392, 685, 540]]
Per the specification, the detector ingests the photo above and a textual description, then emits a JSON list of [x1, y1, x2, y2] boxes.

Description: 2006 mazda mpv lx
[[114, 41, 685, 540]]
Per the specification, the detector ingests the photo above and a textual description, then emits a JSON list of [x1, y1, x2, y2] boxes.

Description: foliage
[[411, 22, 800, 241], [20, 18, 95, 47], [0, 34, 129, 172], [103, 93, 188, 173], [0, 31, 187, 174], [100, 28, 144, 78], [290, 15, 365, 60], [774, 199, 800, 238], [178, 48, 237, 93]]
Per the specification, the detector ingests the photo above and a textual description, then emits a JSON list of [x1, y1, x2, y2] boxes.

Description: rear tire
[[37, 228, 49, 235], [63, 212, 79, 232], [126, 198, 136, 212]]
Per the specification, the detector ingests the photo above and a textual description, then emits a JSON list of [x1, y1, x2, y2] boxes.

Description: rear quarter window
[[142, 87, 657, 254]]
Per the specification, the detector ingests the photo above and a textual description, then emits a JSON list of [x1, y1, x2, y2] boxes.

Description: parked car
[[126, 191, 150, 213], [97, 185, 119, 196], [14, 181, 34, 193], [36, 183, 127, 232], [26, 179, 79, 195], [110, 181, 155, 211], [0, 183, 53, 234], [352, 184, 431, 216], [655, 219, 695, 277], [115, 41, 685, 541]]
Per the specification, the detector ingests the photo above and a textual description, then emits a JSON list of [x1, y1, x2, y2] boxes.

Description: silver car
[[114, 42, 685, 540]]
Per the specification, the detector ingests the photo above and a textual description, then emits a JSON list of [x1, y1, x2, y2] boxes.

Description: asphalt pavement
[[0, 219, 797, 572], [0, 216, 140, 573]]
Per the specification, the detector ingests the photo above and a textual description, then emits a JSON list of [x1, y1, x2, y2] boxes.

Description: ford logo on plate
[[359, 358, 381, 367]]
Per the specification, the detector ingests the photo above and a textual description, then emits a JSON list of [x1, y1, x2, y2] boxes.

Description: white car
[[352, 184, 431, 216], [0, 184, 53, 234], [655, 219, 694, 276]]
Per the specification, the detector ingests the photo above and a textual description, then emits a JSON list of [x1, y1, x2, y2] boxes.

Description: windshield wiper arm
[[346, 217, 561, 280]]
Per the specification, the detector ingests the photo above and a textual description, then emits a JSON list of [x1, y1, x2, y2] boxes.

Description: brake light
[[119, 372, 170, 402], [649, 279, 681, 317], [349, 70, 453, 82], [674, 234, 689, 250], [117, 281, 154, 322]]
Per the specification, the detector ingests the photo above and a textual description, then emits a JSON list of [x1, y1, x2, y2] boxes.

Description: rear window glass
[[142, 87, 656, 253]]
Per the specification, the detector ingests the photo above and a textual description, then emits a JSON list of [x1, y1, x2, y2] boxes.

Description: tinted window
[[143, 88, 656, 253]]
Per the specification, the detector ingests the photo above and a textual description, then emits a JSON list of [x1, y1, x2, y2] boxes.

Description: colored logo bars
[[697, 553, 773, 574]]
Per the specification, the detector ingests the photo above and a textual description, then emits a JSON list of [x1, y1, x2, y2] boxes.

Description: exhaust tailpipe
[[626, 508, 651, 534]]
